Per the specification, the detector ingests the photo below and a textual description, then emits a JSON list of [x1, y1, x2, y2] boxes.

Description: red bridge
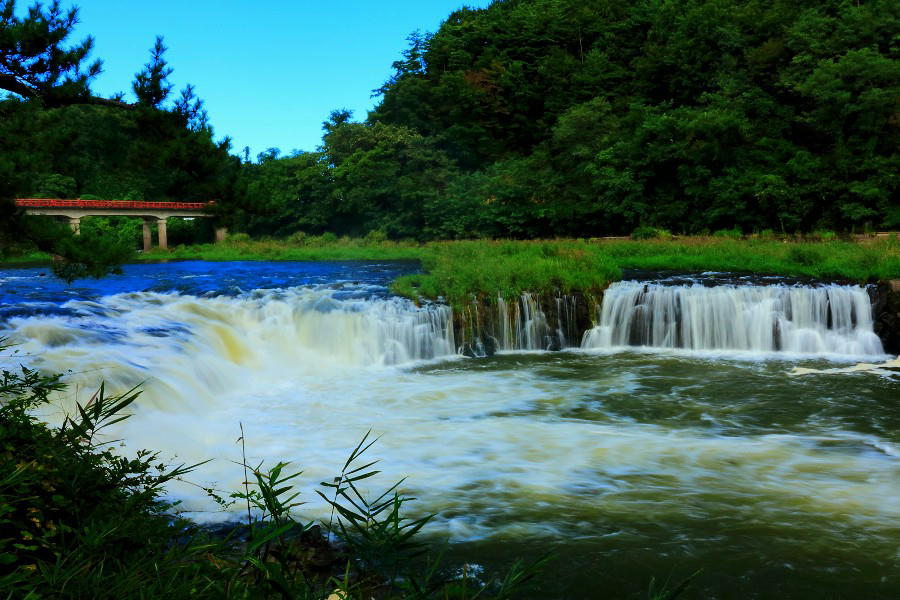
[[16, 198, 214, 211], [16, 198, 224, 250]]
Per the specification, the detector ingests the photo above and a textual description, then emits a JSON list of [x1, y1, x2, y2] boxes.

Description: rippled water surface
[[2, 261, 898, 599]]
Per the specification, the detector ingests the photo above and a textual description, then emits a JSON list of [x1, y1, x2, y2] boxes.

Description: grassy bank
[[600, 236, 900, 281], [389, 241, 619, 307], [0, 251, 52, 264], [5, 236, 899, 306], [142, 234, 425, 262]]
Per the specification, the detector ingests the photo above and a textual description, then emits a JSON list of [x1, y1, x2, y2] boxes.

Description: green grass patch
[[141, 235, 424, 262], [389, 240, 620, 308], [0, 250, 51, 264], [597, 236, 900, 282]]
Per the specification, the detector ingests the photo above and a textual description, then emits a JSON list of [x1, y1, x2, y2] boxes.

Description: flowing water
[[2, 261, 899, 599], [582, 279, 883, 356]]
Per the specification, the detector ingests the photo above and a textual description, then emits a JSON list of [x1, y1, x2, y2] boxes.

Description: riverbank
[[4, 236, 899, 307], [0, 250, 54, 265]]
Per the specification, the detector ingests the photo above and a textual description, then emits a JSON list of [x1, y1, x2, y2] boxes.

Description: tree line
[[237, 0, 900, 239]]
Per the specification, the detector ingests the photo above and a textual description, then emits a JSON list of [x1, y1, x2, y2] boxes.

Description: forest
[[2, 0, 900, 254]]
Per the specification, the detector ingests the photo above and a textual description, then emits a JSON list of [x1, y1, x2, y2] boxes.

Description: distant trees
[[235, 114, 457, 239]]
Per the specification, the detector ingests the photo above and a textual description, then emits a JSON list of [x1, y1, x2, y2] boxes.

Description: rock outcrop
[[872, 280, 900, 355]]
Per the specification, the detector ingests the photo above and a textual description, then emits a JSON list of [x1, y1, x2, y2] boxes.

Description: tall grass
[[390, 240, 621, 308], [598, 236, 900, 282]]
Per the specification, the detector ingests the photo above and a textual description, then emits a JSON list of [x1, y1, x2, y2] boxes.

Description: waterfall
[[2, 286, 456, 410], [581, 281, 884, 356], [464, 293, 581, 353]]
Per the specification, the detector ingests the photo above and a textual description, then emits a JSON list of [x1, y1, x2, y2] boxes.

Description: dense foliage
[[236, 0, 900, 239], [0, 366, 211, 597]]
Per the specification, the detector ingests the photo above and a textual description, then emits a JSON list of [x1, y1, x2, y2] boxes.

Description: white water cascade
[[4, 286, 456, 410], [581, 281, 885, 357], [3, 268, 899, 567], [495, 293, 551, 350], [466, 292, 580, 353]]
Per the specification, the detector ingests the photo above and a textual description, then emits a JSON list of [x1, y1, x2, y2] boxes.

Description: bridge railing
[[15, 198, 215, 210]]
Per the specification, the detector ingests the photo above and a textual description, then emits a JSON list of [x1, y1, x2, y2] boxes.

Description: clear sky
[[61, 0, 492, 158]]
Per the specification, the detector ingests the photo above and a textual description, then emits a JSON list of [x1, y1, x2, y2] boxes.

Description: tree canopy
[[236, 0, 900, 239]]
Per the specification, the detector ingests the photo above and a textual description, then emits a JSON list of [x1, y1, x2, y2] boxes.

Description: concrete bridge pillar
[[215, 226, 228, 243], [142, 219, 153, 252], [68, 217, 81, 235], [157, 218, 168, 250]]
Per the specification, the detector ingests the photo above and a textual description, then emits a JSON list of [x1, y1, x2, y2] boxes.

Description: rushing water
[[582, 279, 883, 356], [2, 261, 899, 599]]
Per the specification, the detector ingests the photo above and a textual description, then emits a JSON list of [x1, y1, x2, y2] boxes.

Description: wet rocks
[[872, 280, 900, 355]]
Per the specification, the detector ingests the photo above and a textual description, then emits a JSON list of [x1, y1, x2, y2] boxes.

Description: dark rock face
[[459, 337, 497, 358], [872, 281, 900, 355]]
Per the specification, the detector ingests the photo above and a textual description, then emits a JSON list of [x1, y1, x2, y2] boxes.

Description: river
[[1, 260, 898, 598]]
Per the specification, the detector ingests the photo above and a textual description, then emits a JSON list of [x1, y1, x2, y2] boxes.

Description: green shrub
[[713, 227, 743, 239], [227, 232, 251, 243], [32, 174, 76, 199], [786, 245, 824, 267], [0, 366, 207, 598], [811, 229, 837, 242], [287, 230, 308, 245], [364, 229, 389, 244], [631, 226, 672, 240]]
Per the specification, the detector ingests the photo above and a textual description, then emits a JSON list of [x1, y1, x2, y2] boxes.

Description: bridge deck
[[15, 198, 223, 250], [16, 198, 213, 211]]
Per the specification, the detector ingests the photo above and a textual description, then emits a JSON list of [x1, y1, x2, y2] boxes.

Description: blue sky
[[62, 1, 492, 158]]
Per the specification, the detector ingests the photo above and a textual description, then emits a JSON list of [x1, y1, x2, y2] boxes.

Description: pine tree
[[0, 0, 128, 108], [133, 36, 173, 108]]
